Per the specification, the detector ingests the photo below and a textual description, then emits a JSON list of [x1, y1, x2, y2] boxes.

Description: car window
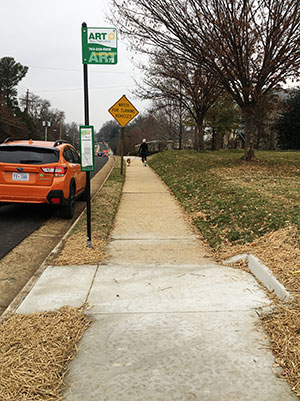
[[63, 147, 75, 163], [70, 147, 80, 164], [0, 146, 59, 164]]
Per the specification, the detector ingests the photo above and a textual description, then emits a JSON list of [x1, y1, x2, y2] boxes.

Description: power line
[[28, 65, 137, 75], [32, 84, 136, 93]]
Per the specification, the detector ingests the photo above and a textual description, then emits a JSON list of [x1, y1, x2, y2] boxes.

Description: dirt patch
[[0, 305, 90, 401]]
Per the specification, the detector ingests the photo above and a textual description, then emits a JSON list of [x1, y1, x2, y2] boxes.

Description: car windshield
[[0, 146, 59, 164]]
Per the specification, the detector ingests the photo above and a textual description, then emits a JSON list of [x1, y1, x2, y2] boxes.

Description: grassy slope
[[149, 150, 300, 249]]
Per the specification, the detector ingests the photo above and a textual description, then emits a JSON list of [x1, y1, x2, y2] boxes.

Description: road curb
[[0, 157, 116, 323], [223, 253, 291, 301]]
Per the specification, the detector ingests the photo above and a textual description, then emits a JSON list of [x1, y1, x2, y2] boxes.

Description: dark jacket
[[139, 142, 148, 154]]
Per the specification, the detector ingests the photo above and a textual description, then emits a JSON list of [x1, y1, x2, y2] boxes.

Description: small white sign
[[80, 126, 95, 172]]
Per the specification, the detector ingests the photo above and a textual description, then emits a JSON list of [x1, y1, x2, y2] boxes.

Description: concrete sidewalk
[[17, 157, 297, 400]]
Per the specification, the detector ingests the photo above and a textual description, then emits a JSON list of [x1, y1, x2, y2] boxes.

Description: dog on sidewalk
[[126, 158, 131, 167]]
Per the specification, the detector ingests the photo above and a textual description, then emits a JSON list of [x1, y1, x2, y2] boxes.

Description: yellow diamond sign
[[108, 95, 139, 127]]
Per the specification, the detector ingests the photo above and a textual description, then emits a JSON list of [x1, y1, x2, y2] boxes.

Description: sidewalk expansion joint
[[84, 265, 100, 304], [110, 237, 197, 241], [122, 192, 167, 194], [89, 309, 263, 316]]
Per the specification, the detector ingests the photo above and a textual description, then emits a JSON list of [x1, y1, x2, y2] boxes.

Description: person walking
[[139, 138, 148, 166]]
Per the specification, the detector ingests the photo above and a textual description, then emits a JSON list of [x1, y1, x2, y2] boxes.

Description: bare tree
[[110, 0, 300, 159], [135, 51, 222, 149], [20, 92, 65, 140]]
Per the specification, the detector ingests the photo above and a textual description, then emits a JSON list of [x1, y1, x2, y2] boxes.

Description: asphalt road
[[0, 156, 108, 260]]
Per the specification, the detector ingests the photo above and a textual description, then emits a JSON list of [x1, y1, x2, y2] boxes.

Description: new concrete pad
[[65, 311, 296, 401], [64, 263, 296, 400], [16, 265, 97, 313], [88, 264, 268, 314]]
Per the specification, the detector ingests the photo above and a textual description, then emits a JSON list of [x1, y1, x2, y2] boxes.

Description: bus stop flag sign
[[82, 26, 117, 64]]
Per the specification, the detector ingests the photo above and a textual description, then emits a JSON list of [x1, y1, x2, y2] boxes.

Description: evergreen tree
[[0, 57, 28, 109], [277, 91, 300, 149]]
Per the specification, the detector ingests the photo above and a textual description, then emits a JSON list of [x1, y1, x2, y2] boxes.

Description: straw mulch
[[53, 232, 108, 266], [218, 224, 300, 291], [218, 224, 300, 396], [0, 306, 90, 401], [261, 303, 300, 396]]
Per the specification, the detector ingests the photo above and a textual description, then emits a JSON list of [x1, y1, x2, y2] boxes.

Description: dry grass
[[0, 306, 90, 401], [52, 158, 124, 266]]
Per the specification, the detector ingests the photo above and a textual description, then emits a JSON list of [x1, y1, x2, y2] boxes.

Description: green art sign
[[82, 27, 118, 64]]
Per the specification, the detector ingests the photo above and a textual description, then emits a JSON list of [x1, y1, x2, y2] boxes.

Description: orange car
[[0, 138, 87, 218]]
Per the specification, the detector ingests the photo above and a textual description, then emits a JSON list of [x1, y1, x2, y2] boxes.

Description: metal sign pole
[[82, 22, 92, 248], [120, 127, 124, 175]]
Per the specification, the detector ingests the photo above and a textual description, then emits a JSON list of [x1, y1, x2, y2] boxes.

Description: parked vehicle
[[98, 150, 108, 157], [0, 138, 87, 218]]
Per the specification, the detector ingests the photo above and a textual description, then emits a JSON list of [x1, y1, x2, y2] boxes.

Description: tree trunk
[[179, 112, 183, 150], [242, 108, 256, 160], [194, 115, 205, 151], [194, 125, 200, 151], [212, 128, 217, 150], [270, 128, 276, 150]]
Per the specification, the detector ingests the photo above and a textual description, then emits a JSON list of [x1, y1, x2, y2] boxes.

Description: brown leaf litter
[[0, 305, 90, 401]]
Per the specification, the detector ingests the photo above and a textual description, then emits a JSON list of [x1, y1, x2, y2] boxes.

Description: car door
[[68, 147, 86, 194]]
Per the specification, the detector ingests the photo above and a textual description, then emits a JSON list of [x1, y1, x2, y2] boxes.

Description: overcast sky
[[1, 0, 148, 131]]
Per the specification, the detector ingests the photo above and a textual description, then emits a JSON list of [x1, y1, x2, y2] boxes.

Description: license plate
[[12, 172, 29, 181]]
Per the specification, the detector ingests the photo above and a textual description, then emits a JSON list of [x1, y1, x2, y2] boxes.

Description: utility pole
[[25, 89, 29, 114], [42, 121, 51, 141]]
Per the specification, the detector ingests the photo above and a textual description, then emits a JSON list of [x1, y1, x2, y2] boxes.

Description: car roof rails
[[53, 140, 69, 147], [1, 137, 18, 144], [1, 137, 37, 145]]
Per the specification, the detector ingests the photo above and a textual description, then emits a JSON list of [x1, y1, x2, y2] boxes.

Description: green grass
[[149, 150, 300, 249]]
